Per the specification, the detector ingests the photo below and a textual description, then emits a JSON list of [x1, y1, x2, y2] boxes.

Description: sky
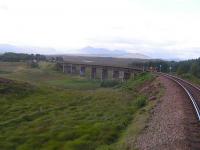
[[0, 0, 200, 59]]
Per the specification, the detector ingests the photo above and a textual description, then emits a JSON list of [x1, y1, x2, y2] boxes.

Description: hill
[[78, 46, 150, 59]]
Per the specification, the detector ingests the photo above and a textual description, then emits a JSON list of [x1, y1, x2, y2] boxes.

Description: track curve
[[159, 73, 200, 121]]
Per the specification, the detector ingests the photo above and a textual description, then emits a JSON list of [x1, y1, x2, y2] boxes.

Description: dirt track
[[136, 76, 200, 150]]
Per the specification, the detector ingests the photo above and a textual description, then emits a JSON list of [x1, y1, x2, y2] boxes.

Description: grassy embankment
[[0, 62, 157, 150], [178, 73, 200, 86], [170, 71, 200, 86]]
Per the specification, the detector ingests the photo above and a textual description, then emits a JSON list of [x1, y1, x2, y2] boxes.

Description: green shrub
[[122, 73, 153, 91], [0, 78, 35, 96], [134, 96, 147, 109], [100, 80, 120, 88]]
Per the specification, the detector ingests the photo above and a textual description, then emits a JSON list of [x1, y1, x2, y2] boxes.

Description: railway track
[[160, 73, 200, 121]]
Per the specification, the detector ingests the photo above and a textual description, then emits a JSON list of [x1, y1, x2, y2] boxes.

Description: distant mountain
[[0, 44, 24, 53], [0, 44, 150, 59], [0, 44, 57, 54], [78, 46, 150, 59], [80, 46, 125, 55]]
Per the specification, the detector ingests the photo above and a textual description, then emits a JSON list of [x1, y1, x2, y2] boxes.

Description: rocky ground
[[135, 76, 200, 150]]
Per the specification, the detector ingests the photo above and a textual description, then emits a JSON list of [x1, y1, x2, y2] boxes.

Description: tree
[[190, 62, 200, 78], [176, 62, 190, 75], [0, 52, 46, 62]]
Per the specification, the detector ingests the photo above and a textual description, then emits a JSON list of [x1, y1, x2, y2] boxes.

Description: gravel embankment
[[135, 76, 198, 150]]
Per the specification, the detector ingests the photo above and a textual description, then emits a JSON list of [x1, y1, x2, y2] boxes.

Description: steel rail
[[161, 73, 200, 121], [165, 74, 200, 92]]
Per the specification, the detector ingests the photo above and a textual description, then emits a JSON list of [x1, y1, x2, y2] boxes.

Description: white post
[[159, 64, 162, 72]]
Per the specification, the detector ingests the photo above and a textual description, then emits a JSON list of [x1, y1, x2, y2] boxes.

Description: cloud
[[0, 0, 200, 59], [86, 37, 200, 59], [0, 4, 8, 10]]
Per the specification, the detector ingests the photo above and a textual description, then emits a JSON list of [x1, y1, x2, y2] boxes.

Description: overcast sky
[[0, 0, 200, 59]]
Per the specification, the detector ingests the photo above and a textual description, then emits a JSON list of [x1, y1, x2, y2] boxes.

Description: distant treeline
[[175, 58, 200, 78], [0, 52, 46, 62], [131, 58, 200, 78]]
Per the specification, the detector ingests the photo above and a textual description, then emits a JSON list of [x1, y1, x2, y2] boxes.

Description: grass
[[96, 76, 164, 150], [0, 62, 156, 150], [100, 80, 121, 88], [121, 73, 154, 91], [178, 73, 200, 86], [0, 62, 101, 90]]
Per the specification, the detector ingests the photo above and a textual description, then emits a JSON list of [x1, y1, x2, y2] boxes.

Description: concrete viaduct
[[59, 62, 144, 81]]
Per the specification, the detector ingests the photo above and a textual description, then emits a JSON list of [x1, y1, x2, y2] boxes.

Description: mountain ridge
[[0, 44, 150, 59], [78, 46, 150, 59]]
